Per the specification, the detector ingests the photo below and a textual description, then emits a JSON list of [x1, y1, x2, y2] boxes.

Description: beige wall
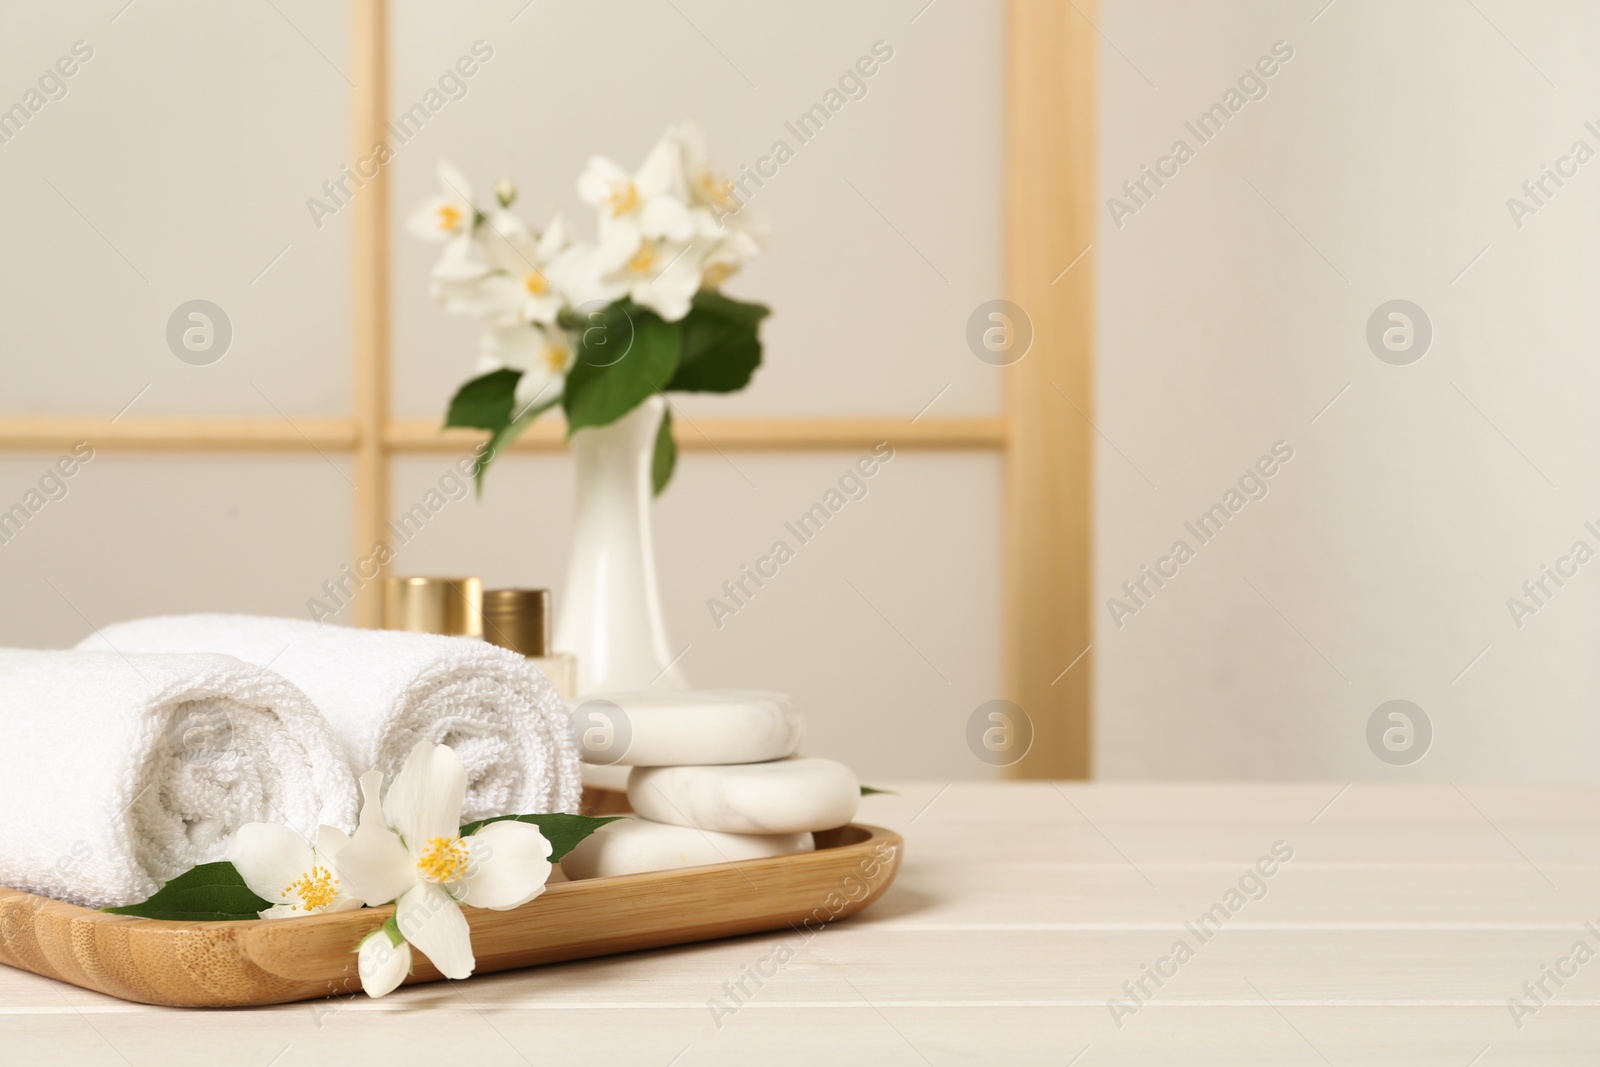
[[0, 1, 350, 416], [14, 0, 1587, 781], [0, 0, 1006, 782], [1096, 0, 1600, 779]]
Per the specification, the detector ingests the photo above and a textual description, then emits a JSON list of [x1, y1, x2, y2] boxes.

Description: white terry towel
[[0, 649, 356, 909], [80, 615, 582, 823]]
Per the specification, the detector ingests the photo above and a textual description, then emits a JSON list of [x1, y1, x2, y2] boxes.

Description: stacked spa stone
[[561, 691, 860, 879]]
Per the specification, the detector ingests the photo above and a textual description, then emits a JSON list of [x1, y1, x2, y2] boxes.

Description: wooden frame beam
[[0, 416, 1004, 454], [1005, 0, 1096, 778], [384, 416, 1008, 453], [0, 417, 356, 452], [350, 0, 391, 628]]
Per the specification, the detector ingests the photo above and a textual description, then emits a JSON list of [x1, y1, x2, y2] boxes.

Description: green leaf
[[458, 813, 624, 863], [562, 302, 682, 433], [441, 360, 561, 493], [691, 290, 772, 328], [445, 368, 522, 430], [103, 861, 272, 921], [471, 393, 560, 494], [670, 320, 760, 393], [860, 785, 897, 796], [666, 292, 768, 394], [651, 406, 676, 496]]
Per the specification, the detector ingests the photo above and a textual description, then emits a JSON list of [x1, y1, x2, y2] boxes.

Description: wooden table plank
[[4, 782, 1599, 1064]]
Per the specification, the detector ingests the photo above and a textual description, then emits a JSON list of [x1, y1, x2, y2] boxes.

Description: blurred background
[[0, 0, 1591, 784]]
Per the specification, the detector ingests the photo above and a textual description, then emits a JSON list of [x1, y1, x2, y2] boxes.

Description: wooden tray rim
[[0, 821, 904, 1007]]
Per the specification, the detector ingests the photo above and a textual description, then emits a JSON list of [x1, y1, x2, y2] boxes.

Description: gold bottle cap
[[481, 588, 551, 658], [382, 576, 483, 637]]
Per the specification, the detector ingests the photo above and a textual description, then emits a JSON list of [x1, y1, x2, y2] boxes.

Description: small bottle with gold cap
[[482, 588, 577, 698], [382, 577, 484, 638]]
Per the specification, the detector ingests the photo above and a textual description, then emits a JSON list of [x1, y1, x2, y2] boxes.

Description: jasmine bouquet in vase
[[411, 121, 770, 493], [410, 122, 771, 692]]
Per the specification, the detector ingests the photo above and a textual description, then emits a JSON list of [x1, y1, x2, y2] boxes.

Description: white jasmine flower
[[556, 236, 702, 323], [578, 134, 694, 272], [698, 229, 763, 290], [671, 120, 770, 253], [226, 823, 363, 919], [433, 211, 579, 327], [407, 160, 479, 242], [613, 238, 703, 321], [478, 322, 575, 407], [357, 921, 413, 997], [672, 120, 741, 222], [335, 743, 554, 986]]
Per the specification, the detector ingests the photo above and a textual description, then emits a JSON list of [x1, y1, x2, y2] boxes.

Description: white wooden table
[[3, 783, 1597, 1064]]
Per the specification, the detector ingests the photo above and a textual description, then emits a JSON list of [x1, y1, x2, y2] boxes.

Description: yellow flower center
[[606, 180, 640, 217], [435, 203, 464, 232], [627, 241, 659, 275], [523, 270, 550, 295], [697, 170, 737, 208], [283, 865, 339, 912], [416, 836, 470, 883], [702, 262, 737, 289], [541, 341, 571, 374]]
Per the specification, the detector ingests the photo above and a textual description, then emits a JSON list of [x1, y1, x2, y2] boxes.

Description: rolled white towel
[[79, 614, 582, 822], [0, 649, 356, 908]]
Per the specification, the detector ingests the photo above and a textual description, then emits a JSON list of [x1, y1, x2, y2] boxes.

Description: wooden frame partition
[[1006, 0, 1096, 778], [0, 0, 1093, 777], [350, 0, 390, 629]]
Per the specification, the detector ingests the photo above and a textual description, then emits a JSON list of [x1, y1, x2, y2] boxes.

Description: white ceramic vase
[[555, 395, 687, 694]]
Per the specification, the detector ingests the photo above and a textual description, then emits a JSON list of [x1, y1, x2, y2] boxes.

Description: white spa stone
[[560, 816, 814, 880], [628, 757, 860, 835], [568, 689, 805, 767]]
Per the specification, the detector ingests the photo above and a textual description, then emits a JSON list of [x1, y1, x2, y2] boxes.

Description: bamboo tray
[[0, 791, 902, 1007]]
